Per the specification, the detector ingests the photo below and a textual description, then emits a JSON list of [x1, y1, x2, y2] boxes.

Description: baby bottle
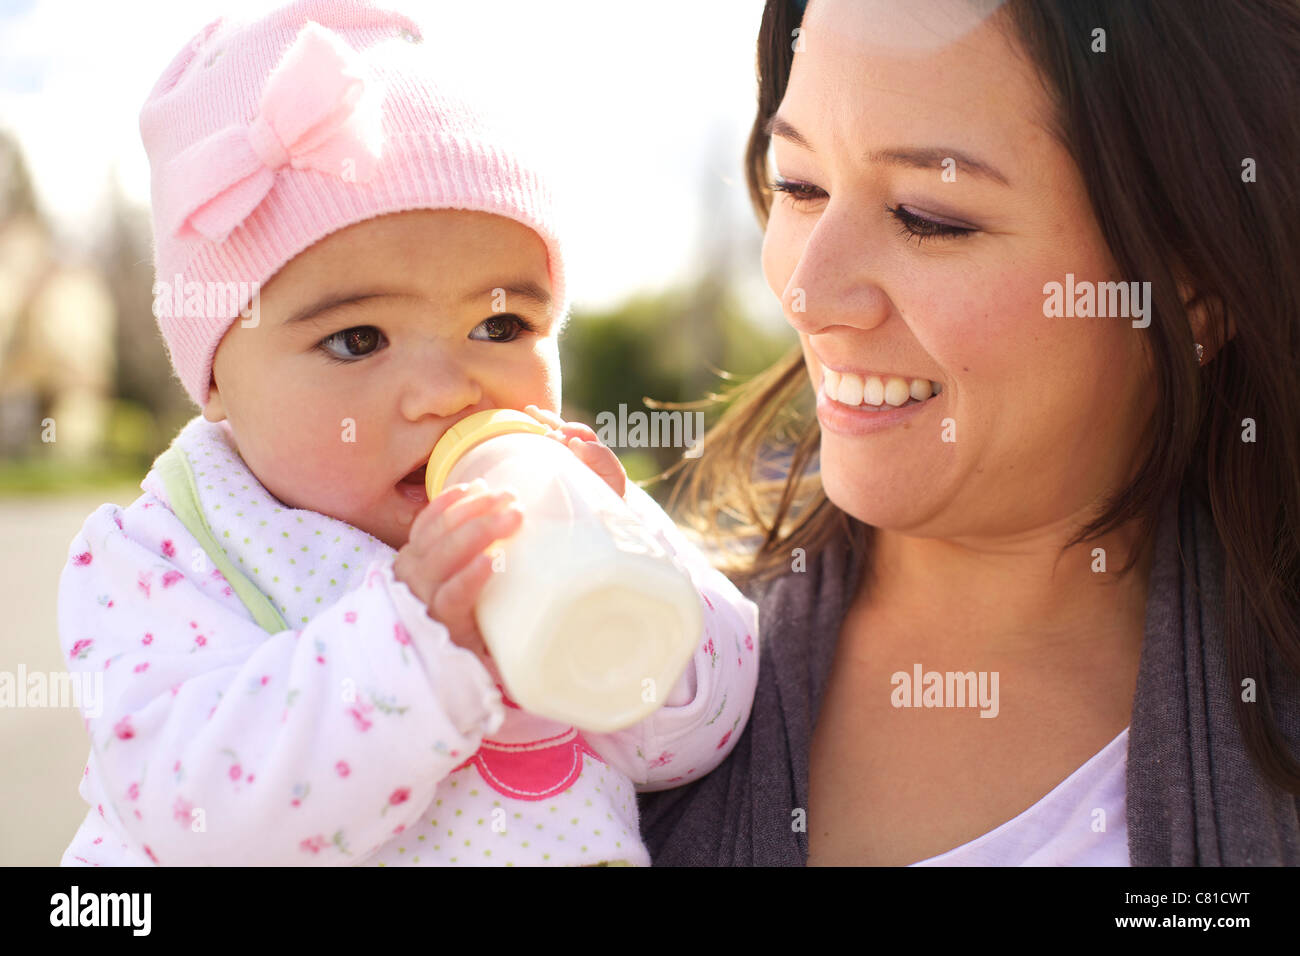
[[425, 409, 703, 732]]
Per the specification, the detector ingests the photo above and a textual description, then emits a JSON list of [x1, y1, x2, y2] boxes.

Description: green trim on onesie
[[154, 445, 290, 634]]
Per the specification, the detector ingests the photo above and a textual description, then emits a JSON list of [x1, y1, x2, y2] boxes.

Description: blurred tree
[[0, 128, 37, 221], [93, 170, 193, 465], [559, 277, 790, 488], [559, 131, 794, 491]]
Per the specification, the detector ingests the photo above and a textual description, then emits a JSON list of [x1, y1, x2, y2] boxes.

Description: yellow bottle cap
[[425, 408, 551, 499]]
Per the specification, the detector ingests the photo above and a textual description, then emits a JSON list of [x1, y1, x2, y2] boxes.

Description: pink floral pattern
[[173, 796, 193, 825], [648, 751, 673, 769], [57, 418, 759, 867]]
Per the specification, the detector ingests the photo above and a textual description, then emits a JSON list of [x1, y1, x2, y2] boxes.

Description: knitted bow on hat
[[160, 21, 382, 244]]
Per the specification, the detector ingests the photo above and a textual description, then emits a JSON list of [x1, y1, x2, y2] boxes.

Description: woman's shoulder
[[741, 522, 866, 646], [1128, 485, 1300, 864]]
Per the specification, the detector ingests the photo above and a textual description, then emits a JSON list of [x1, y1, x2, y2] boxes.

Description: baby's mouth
[[397, 463, 429, 504], [399, 464, 427, 486]]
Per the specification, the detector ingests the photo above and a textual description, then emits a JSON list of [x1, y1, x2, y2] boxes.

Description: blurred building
[[0, 135, 116, 462]]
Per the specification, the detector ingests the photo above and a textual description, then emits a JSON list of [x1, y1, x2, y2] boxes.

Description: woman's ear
[[1179, 280, 1236, 362]]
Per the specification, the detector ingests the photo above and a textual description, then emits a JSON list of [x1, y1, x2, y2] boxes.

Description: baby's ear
[[202, 374, 227, 423]]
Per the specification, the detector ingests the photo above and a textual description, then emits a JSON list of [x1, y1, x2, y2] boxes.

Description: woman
[[638, 0, 1300, 865]]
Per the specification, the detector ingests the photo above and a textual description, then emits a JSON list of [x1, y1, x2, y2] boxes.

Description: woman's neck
[[857, 514, 1157, 663]]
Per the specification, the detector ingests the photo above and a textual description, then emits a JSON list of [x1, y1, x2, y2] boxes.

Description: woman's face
[[762, 0, 1155, 541], [203, 209, 560, 552]]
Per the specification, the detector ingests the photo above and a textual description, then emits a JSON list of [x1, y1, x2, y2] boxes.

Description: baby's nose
[[397, 363, 482, 421]]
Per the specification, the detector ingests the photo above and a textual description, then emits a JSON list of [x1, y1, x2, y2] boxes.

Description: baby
[[56, 0, 758, 866]]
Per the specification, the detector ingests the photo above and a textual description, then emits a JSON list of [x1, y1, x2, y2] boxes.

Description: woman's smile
[[815, 374, 944, 436], [820, 367, 943, 408]]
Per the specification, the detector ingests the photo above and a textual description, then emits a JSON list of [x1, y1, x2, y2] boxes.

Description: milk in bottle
[[425, 408, 703, 732]]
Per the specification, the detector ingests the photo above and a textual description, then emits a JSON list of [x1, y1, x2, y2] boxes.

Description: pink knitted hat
[[141, 0, 566, 409]]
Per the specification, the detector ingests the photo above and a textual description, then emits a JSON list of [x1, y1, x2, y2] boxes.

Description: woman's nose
[[398, 354, 483, 422], [778, 205, 893, 336]]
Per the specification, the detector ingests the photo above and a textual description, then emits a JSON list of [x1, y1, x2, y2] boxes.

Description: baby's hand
[[524, 404, 627, 499], [393, 479, 522, 664]]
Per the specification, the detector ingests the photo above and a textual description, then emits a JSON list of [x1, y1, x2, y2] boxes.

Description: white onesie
[[57, 415, 759, 866]]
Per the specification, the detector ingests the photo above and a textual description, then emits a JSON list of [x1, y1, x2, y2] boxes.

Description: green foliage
[[0, 398, 171, 497], [558, 278, 790, 494], [0, 455, 142, 497]]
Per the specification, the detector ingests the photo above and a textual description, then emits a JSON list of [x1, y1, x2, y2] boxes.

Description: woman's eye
[[772, 181, 973, 245], [469, 314, 536, 343], [318, 326, 385, 363], [887, 204, 976, 244], [770, 177, 827, 205]]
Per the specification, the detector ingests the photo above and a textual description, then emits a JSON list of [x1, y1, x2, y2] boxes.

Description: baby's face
[[203, 209, 560, 551]]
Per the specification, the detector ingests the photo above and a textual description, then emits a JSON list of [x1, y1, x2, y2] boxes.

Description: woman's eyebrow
[[767, 113, 1012, 187], [766, 114, 816, 151]]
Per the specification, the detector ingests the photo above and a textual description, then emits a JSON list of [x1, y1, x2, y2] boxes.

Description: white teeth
[[821, 367, 942, 407], [837, 372, 864, 406], [883, 377, 909, 407], [863, 375, 884, 406]]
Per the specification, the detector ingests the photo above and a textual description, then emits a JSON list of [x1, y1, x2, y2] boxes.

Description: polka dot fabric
[[56, 415, 760, 866]]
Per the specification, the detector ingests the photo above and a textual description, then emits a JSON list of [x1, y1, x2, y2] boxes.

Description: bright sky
[[0, 0, 771, 312]]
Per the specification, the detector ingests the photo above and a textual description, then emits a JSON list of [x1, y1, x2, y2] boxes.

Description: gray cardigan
[[637, 488, 1300, 865]]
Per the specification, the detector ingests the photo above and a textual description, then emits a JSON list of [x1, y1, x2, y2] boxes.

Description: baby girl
[[57, 0, 757, 866]]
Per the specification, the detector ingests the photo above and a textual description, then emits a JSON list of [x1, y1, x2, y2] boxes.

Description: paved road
[[0, 486, 139, 865]]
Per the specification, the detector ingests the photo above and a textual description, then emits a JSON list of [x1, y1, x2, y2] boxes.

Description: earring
[[1195, 343, 1205, 365]]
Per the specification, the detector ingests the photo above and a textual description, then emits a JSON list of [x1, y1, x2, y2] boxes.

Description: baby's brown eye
[[319, 326, 385, 362], [484, 317, 513, 340], [470, 314, 535, 343]]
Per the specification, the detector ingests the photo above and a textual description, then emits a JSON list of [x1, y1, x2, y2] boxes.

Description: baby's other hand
[[393, 479, 522, 667], [524, 404, 627, 499]]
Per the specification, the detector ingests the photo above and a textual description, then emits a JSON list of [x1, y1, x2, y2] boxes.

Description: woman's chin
[[818, 463, 938, 534]]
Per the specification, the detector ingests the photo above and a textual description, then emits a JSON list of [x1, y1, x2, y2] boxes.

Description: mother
[[638, 0, 1300, 865]]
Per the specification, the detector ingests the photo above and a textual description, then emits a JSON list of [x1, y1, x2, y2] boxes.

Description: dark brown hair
[[665, 0, 1300, 793]]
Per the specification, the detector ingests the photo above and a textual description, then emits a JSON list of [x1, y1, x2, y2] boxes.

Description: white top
[[910, 726, 1130, 866], [57, 415, 760, 867]]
